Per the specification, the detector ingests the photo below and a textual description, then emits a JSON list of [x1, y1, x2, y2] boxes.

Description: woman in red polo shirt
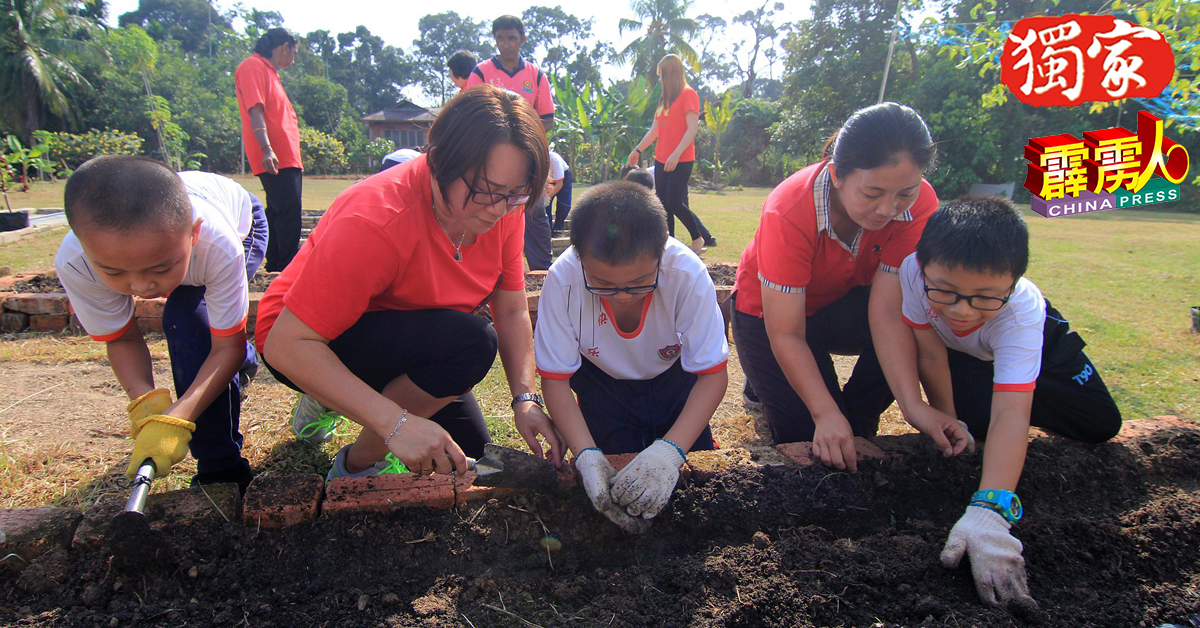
[[626, 54, 706, 254], [256, 86, 563, 479], [732, 102, 952, 472]]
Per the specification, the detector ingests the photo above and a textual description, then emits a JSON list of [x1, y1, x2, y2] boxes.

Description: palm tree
[[615, 0, 700, 86], [0, 0, 97, 142]]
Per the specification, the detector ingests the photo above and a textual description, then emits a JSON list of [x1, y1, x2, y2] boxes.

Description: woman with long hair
[[626, 54, 705, 254], [256, 85, 564, 479]]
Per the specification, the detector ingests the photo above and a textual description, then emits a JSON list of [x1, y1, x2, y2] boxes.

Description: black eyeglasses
[[461, 177, 530, 210], [923, 281, 1016, 312], [582, 263, 660, 296]]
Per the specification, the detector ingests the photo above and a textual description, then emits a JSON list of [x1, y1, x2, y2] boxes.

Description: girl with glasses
[[534, 182, 729, 534], [255, 85, 564, 480]]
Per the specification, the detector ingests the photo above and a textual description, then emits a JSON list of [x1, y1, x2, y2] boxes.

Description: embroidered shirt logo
[[522, 80, 534, 93], [658, 344, 681, 361], [598, 312, 609, 327], [586, 346, 600, 357]]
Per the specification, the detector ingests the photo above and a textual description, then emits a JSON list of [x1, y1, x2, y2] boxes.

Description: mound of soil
[[9, 275, 64, 293], [4, 425, 1199, 627], [707, 263, 737, 287]]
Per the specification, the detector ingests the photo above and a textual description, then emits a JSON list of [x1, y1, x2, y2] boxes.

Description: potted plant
[[0, 153, 28, 232]]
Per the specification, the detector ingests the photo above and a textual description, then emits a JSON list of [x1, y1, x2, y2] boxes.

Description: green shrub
[[34, 129, 145, 170], [299, 127, 349, 175]]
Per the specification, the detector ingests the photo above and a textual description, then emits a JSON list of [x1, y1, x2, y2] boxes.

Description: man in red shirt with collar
[[464, 15, 555, 133], [235, 28, 304, 272]]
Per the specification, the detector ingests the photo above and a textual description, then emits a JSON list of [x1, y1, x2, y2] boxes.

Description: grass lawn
[[1, 176, 1196, 510]]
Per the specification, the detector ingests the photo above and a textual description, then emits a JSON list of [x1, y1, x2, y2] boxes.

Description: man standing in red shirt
[[464, 16, 555, 133], [235, 28, 304, 272]]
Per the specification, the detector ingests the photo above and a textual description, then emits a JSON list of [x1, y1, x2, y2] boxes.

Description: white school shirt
[[56, 171, 256, 341], [899, 252, 1045, 391], [548, 150, 568, 181], [535, 238, 729, 381], [382, 148, 421, 166]]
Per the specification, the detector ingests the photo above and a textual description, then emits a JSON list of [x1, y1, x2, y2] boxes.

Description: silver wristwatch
[[511, 392, 545, 409]]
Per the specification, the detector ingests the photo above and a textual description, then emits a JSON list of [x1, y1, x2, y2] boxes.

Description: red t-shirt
[[464, 57, 555, 121], [734, 161, 938, 318], [235, 53, 303, 176], [254, 155, 526, 351], [654, 86, 700, 163]]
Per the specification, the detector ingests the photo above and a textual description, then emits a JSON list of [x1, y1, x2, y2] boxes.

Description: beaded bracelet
[[383, 409, 408, 447]]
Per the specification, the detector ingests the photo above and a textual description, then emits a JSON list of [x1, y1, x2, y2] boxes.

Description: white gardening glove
[[610, 439, 685, 519], [958, 420, 977, 454], [574, 449, 650, 534], [941, 506, 1038, 609]]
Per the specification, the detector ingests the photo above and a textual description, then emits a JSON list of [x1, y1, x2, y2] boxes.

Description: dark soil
[[4, 425, 1199, 627], [9, 275, 64, 293], [526, 273, 546, 292]]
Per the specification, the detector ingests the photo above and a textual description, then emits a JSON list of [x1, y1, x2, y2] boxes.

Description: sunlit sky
[[104, 0, 814, 106]]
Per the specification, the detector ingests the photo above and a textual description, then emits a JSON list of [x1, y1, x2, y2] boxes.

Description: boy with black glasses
[[534, 182, 729, 533], [887, 195, 1121, 609]]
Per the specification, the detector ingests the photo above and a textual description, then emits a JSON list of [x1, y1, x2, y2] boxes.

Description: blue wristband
[[657, 438, 687, 460]]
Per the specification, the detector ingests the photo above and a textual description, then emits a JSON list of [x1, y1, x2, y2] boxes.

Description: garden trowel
[[466, 443, 560, 492], [107, 459, 175, 570]]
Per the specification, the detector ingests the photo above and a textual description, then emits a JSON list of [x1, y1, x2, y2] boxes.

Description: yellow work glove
[[125, 415, 196, 480], [127, 388, 173, 438]]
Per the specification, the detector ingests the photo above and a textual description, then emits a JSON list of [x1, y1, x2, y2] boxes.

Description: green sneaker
[[326, 445, 410, 480], [291, 393, 350, 443]]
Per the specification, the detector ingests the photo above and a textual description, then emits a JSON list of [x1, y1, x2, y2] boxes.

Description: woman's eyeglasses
[[462, 177, 530, 210]]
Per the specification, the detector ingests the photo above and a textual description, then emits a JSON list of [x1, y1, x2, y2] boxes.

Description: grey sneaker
[[291, 393, 349, 443], [326, 445, 410, 481], [743, 383, 763, 411]]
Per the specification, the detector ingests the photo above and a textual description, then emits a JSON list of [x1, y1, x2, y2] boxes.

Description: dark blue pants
[[947, 301, 1122, 443], [549, 169, 573, 232], [258, 167, 302, 272], [569, 356, 715, 455], [732, 286, 893, 444], [525, 200, 553, 271], [163, 195, 268, 475], [263, 308, 498, 459]]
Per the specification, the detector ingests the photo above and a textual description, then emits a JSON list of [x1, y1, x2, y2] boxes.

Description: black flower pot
[[0, 211, 29, 232]]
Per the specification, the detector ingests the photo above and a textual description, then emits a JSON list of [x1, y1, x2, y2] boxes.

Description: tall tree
[[520, 6, 597, 78], [731, 1, 785, 98], [0, 0, 98, 142], [693, 14, 737, 92], [412, 12, 493, 103], [615, 0, 700, 86], [118, 0, 229, 55]]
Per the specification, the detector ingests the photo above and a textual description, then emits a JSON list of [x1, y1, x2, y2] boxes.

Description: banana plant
[[552, 74, 660, 182], [3, 135, 54, 193], [703, 89, 740, 184]]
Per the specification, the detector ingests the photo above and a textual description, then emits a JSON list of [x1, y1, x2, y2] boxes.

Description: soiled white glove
[[941, 506, 1037, 609], [611, 439, 685, 519], [574, 449, 650, 534], [958, 420, 977, 454]]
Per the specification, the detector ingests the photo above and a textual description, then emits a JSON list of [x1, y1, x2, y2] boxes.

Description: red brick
[[73, 483, 242, 549], [28, 314, 69, 332], [525, 270, 548, 281], [1, 311, 29, 333], [527, 290, 540, 313], [242, 474, 325, 529], [134, 297, 166, 318], [605, 453, 638, 471], [323, 473, 477, 515], [3, 293, 69, 315], [715, 286, 733, 301], [0, 507, 82, 574], [775, 437, 888, 468], [247, 292, 262, 319], [137, 317, 164, 333]]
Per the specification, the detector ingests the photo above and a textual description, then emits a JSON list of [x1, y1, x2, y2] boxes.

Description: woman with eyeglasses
[[256, 85, 564, 479], [731, 102, 967, 473], [534, 182, 729, 533]]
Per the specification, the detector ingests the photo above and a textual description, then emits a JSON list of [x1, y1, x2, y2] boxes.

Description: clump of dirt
[[10, 275, 64, 293], [708, 262, 736, 286], [526, 273, 546, 292], [248, 272, 277, 293], [3, 426, 1199, 627]]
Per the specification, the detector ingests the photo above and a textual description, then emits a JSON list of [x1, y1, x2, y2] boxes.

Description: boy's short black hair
[[448, 50, 476, 79], [64, 156, 192, 235], [493, 15, 524, 37], [622, 167, 654, 190], [916, 195, 1029, 279], [570, 181, 667, 265]]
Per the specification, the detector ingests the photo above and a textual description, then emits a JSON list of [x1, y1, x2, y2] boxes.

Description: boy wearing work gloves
[[879, 196, 1121, 609], [534, 182, 729, 533], [56, 156, 267, 492]]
